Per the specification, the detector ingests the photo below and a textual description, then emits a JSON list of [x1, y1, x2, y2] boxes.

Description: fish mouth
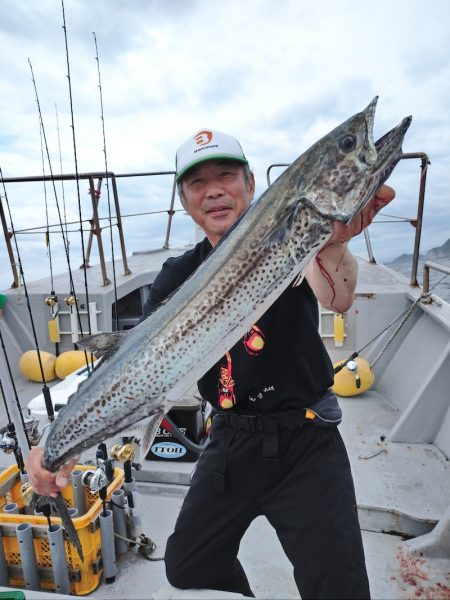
[[344, 98, 412, 224]]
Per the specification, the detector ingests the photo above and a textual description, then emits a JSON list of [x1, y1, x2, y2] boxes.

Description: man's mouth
[[206, 205, 232, 216]]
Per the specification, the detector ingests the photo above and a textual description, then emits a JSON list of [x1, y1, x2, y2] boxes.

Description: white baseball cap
[[175, 129, 248, 182]]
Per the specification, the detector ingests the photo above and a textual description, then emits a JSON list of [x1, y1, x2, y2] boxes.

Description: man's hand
[[25, 447, 77, 498], [305, 185, 395, 313], [330, 184, 395, 244]]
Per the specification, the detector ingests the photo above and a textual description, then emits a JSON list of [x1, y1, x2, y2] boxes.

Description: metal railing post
[[422, 261, 450, 295], [110, 175, 131, 276], [163, 175, 178, 250], [400, 153, 430, 287], [0, 195, 19, 288]]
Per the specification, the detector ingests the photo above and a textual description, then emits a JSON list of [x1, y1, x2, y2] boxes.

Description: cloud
[[1, 0, 450, 292]]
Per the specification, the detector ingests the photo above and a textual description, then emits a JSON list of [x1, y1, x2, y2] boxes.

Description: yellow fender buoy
[[55, 350, 94, 379], [332, 357, 374, 397], [19, 350, 57, 383]]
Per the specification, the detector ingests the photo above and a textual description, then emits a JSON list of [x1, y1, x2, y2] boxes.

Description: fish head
[[298, 97, 412, 224]]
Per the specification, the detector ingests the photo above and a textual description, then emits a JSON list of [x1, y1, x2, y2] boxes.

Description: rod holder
[[16, 522, 40, 590], [48, 524, 71, 595], [123, 477, 141, 539], [111, 489, 128, 554], [3, 502, 19, 515], [99, 509, 117, 583], [71, 469, 87, 515]]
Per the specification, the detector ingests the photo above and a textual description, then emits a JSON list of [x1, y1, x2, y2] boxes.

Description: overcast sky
[[1, 0, 449, 292]]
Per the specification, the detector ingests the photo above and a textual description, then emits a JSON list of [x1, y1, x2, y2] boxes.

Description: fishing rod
[[28, 60, 94, 385], [93, 31, 120, 331], [61, 0, 92, 336], [55, 103, 70, 250], [0, 167, 55, 429], [0, 304, 36, 463], [28, 61, 84, 339], [39, 121, 60, 357], [0, 369, 27, 474]]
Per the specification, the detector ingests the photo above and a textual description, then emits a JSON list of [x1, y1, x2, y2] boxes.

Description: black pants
[[165, 417, 370, 599]]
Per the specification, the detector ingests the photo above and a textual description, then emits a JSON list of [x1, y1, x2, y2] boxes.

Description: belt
[[217, 408, 314, 432], [213, 409, 311, 492]]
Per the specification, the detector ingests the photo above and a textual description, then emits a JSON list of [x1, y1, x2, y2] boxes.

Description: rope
[[113, 531, 164, 561], [369, 297, 421, 368], [362, 273, 448, 369]]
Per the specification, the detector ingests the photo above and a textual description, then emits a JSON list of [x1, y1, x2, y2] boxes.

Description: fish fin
[[259, 201, 304, 250], [76, 331, 128, 359], [134, 412, 165, 459], [30, 491, 84, 562], [291, 271, 305, 287]]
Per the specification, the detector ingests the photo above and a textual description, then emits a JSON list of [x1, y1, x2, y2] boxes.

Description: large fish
[[37, 97, 411, 557]]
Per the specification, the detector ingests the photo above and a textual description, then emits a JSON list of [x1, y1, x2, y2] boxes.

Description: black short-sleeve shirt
[[143, 238, 334, 414]]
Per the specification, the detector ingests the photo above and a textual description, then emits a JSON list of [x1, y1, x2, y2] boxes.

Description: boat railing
[[266, 152, 430, 288], [422, 262, 450, 296], [0, 170, 179, 288], [2, 154, 431, 290]]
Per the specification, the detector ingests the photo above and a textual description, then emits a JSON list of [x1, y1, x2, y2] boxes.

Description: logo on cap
[[194, 130, 213, 146]]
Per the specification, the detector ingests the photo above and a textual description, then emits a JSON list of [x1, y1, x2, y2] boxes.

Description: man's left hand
[[330, 184, 395, 244]]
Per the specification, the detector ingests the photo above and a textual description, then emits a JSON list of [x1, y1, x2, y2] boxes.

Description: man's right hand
[[25, 447, 77, 498]]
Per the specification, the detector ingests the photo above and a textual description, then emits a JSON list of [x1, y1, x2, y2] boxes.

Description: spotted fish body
[[43, 97, 411, 472]]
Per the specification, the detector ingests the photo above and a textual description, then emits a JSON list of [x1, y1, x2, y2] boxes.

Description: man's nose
[[205, 179, 224, 198]]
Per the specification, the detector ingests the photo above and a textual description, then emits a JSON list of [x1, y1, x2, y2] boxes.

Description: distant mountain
[[425, 238, 450, 260], [388, 252, 422, 266], [386, 238, 450, 303], [387, 238, 450, 266]]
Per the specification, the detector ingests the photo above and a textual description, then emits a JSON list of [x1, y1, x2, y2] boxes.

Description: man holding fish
[[160, 129, 393, 599], [27, 109, 403, 599]]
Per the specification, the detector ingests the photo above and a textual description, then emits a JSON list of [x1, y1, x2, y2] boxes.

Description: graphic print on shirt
[[242, 324, 266, 356], [217, 324, 266, 409], [218, 352, 236, 409]]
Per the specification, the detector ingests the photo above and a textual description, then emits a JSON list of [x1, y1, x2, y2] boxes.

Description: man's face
[[180, 159, 255, 247]]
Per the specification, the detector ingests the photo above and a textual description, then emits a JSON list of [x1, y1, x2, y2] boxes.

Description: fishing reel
[[81, 468, 108, 493], [110, 443, 135, 464], [81, 457, 115, 493], [20, 481, 34, 506], [24, 417, 41, 446], [110, 442, 142, 470], [110, 442, 141, 470], [44, 294, 58, 307], [0, 431, 17, 454], [64, 295, 78, 307]]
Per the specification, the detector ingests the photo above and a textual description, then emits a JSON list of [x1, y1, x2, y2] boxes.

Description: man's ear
[[249, 172, 256, 197], [178, 187, 188, 212]]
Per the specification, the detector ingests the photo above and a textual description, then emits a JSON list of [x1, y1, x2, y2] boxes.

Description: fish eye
[[339, 135, 357, 153]]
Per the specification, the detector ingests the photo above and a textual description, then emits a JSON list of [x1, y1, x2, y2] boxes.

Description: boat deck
[[340, 391, 450, 536]]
